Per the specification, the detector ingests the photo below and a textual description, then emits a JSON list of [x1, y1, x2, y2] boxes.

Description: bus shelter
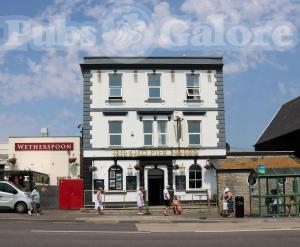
[[249, 167, 300, 217]]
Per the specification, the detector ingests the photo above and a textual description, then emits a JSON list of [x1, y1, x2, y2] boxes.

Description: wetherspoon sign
[[15, 143, 74, 151]]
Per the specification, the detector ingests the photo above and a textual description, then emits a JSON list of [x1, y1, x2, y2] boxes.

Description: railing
[[83, 189, 217, 209]]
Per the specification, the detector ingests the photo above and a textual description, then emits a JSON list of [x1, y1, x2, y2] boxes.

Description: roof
[[80, 56, 223, 71], [212, 155, 300, 170], [255, 96, 300, 145]]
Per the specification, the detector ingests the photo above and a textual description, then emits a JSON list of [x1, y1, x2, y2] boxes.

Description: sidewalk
[[1, 209, 300, 223]]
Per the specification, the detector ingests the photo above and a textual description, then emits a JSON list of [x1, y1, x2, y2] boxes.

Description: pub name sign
[[113, 149, 199, 157], [15, 142, 74, 151]]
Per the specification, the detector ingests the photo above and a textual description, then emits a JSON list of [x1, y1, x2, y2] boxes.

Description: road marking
[[31, 230, 151, 234], [195, 228, 300, 233]]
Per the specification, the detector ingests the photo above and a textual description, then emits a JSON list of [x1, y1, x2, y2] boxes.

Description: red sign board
[[15, 142, 74, 151]]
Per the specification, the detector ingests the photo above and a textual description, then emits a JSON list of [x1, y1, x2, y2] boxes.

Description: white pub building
[[81, 57, 226, 206]]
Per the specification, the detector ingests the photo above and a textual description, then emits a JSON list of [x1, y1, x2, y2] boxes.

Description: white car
[[0, 181, 31, 213]]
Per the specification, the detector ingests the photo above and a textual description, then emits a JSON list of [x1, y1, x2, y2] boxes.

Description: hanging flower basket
[[134, 164, 144, 170], [7, 157, 17, 165], [69, 157, 77, 163], [89, 166, 97, 172], [173, 164, 180, 170]]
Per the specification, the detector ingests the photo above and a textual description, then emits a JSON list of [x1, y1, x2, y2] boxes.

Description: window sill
[[184, 99, 203, 103], [186, 189, 207, 193], [105, 99, 126, 103], [145, 98, 165, 103], [109, 146, 123, 149], [106, 190, 127, 194]]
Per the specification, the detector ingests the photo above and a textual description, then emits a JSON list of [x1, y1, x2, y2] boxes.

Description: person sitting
[[172, 196, 183, 215]]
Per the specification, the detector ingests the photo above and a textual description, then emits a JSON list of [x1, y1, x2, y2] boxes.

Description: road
[[0, 219, 300, 247]]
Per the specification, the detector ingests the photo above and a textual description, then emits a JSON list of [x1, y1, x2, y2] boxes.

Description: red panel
[[59, 179, 83, 209]]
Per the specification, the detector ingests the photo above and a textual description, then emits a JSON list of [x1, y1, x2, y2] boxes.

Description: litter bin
[[235, 196, 244, 218]]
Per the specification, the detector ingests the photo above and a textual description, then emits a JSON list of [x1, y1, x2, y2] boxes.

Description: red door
[[59, 179, 83, 209]]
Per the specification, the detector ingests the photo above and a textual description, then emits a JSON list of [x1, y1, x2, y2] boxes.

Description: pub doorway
[[148, 168, 164, 206]]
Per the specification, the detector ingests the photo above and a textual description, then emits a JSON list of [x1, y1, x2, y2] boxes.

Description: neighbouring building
[[212, 151, 300, 216], [80, 57, 226, 206], [0, 134, 81, 187], [255, 96, 300, 157]]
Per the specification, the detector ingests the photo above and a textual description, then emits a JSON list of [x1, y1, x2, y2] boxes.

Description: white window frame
[[189, 164, 202, 189], [157, 120, 167, 146], [148, 74, 161, 99], [109, 121, 122, 146], [186, 74, 200, 100], [188, 120, 201, 145], [109, 74, 122, 99], [143, 121, 153, 146]]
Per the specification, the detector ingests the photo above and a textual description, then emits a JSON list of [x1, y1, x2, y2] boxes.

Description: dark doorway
[[148, 169, 164, 206]]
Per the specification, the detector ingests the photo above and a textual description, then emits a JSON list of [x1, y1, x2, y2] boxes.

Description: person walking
[[225, 188, 234, 218], [137, 186, 144, 215], [221, 187, 229, 217], [163, 185, 172, 216], [95, 187, 104, 215], [28, 184, 40, 216]]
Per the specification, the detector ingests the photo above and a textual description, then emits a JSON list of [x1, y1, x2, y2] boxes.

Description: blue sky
[[0, 0, 299, 149]]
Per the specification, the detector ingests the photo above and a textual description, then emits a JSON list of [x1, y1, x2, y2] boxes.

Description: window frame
[[108, 73, 122, 99], [126, 176, 137, 191], [148, 74, 161, 99], [175, 175, 186, 191], [157, 120, 168, 146], [108, 165, 123, 191], [186, 74, 200, 100], [188, 164, 202, 189], [108, 121, 122, 146], [188, 120, 201, 145], [143, 120, 153, 146]]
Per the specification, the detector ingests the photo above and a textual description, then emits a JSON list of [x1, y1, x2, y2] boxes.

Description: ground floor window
[[189, 164, 202, 189], [108, 165, 123, 190], [126, 176, 137, 190], [175, 175, 186, 191]]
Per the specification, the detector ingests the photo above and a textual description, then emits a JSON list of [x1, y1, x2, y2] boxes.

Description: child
[[172, 196, 183, 215]]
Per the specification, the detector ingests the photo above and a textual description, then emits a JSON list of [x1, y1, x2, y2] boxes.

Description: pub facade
[[81, 57, 226, 206]]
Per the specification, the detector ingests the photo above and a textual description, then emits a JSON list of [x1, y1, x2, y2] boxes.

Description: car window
[[0, 183, 5, 192], [3, 184, 17, 194]]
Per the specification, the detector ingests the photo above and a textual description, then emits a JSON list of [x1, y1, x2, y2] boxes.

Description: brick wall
[[217, 170, 251, 215]]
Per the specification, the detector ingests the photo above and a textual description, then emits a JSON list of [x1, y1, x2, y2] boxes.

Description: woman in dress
[[95, 187, 104, 215], [137, 186, 144, 215]]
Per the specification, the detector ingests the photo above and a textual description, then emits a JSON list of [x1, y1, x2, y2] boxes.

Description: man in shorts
[[163, 185, 172, 216]]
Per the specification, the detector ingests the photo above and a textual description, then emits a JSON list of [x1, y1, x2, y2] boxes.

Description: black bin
[[235, 196, 244, 218]]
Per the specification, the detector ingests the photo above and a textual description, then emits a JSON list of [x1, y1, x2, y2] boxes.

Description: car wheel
[[15, 202, 27, 214]]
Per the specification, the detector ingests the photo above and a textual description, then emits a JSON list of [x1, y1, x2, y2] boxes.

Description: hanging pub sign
[[15, 142, 74, 151], [258, 165, 265, 175]]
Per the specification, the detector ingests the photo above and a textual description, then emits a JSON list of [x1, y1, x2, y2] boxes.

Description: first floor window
[[188, 120, 201, 145], [189, 164, 202, 189], [175, 175, 186, 191], [186, 74, 200, 100], [148, 74, 161, 98], [143, 121, 153, 146], [109, 121, 122, 146], [109, 74, 122, 99], [157, 120, 167, 146], [109, 165, 123, 190]]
